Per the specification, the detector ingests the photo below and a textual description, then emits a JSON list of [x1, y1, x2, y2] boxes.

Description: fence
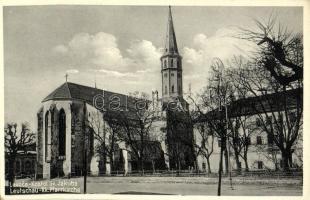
[[8, 168, 303, 180], [89, 169, 303, 178]]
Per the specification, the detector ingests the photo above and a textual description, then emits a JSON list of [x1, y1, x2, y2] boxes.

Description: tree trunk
[[217, 145, 224, 196], [206, 156, 212, 174], [139, 157, 144, 175], [193, 158, 198, 173], [152, 160, 155, 174], [234, 150, 241, 173], [109, 153, 114, 175], [8, 156, 16, 192], [244, 153, 249, 172], [281, 149, 291, 172], [177, 157, 181, 176], [224, 148, 229, 175]]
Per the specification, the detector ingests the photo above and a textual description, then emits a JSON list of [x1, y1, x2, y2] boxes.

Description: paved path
[[84, 181, 302, 196], [81, 177, 302, 196]]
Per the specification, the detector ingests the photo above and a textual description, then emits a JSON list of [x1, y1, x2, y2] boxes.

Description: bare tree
[[224, 62, 256, 172], [112, 91, 158, 174], [238, 14, 303, 86], [5, 123, 35, 190], [194, 123, 215, 173], [229, 57, 303, 172], [186, 95, 215, 173], [88, 110, 121, 174], [204, 58, 233, 176], [193, 58, 233, 196]]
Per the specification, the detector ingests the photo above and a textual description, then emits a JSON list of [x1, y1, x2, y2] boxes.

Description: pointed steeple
[[164, 6, 179, 55], [160, 6, 183, 103]]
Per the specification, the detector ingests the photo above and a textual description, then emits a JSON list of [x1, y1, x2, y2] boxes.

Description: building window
[[171, 73, 174, 77], [171, 59, 173, 67], [246, 137, 251, 145], [164, 73, 167, 78], [71, 135, 75, 148], [58, 109, 66, 156], [289, 112, 297, 122], [172, 85, 174, 93], [202, 162, 206, 171], [165, 86, 168, 95], [266, 116, 272, 125], [257, 161, 263, 169], [256, 118, 261, 127], [218, 139, 221, 147], [267, 132, 273, 145], [177, 60, 180, 68], [256, 136, 262, 145], [164, 60, 167, 68]]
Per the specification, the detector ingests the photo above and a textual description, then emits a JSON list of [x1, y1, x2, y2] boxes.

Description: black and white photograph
[[2, 1, 307, 198]]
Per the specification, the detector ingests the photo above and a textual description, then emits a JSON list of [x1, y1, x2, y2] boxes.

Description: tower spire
[[164, 6, 179, 55], [161, 6, 183, 103]]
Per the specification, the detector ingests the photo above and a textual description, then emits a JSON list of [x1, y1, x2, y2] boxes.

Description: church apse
[[39, 100, 72, 179]]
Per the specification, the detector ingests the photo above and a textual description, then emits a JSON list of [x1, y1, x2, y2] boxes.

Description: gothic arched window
[[45, 111, 51, 161], [58, 109, 66, 156], [165, 85, 168, 94], [172, 85, 175, 93], [89, 128, 94, 156]]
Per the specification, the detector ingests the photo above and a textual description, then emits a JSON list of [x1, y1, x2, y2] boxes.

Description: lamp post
[[82, 101, 87, 194], [224, 95, 233, 190], [210, 58, 233, 195]]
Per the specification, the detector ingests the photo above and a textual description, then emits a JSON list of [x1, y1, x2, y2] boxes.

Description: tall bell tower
[[161, 6, 183, 103]]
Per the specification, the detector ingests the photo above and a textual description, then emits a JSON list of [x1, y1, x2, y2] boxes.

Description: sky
[[3, 5, 303, 130]]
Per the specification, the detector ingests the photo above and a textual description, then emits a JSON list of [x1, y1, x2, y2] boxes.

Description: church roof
[[42, 82, 151, 114], [162, 6, 179, 57], [196, 87, 302, 122], [42, 82, 103, 104]]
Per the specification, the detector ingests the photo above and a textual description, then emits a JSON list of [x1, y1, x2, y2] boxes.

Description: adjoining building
[[194, 88, 303, 173]]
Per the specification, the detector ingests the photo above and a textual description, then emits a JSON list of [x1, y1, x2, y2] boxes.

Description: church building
[[36, 6, 195, 179]]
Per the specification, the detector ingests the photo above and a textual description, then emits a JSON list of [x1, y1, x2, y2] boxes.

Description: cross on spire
[[65, 73, 68, 82]]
